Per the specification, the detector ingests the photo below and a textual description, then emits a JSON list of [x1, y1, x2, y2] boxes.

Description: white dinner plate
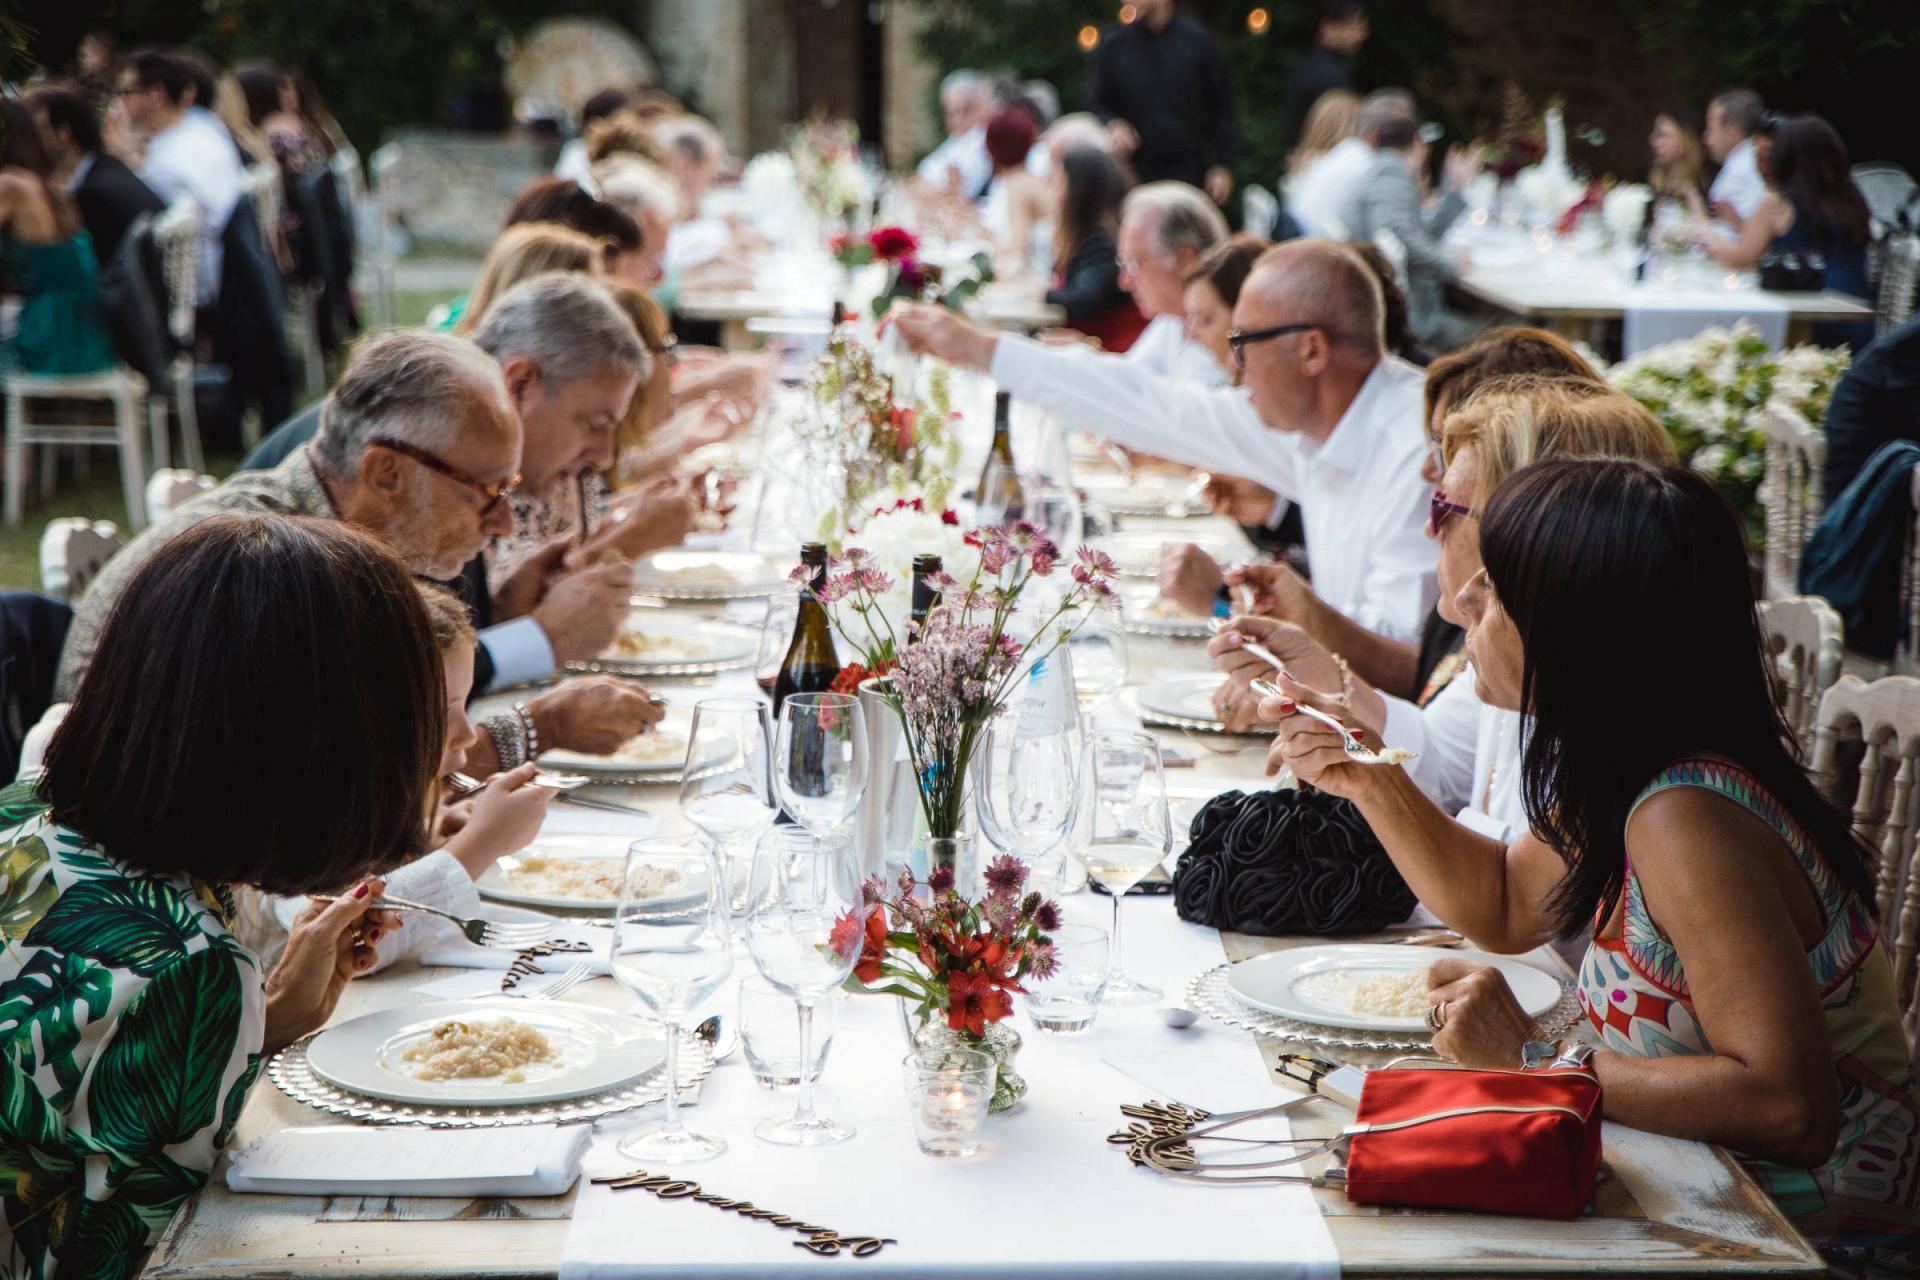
[[1120, 585, 1213, 638], [475, 835, 709, 912], [1132, 674, 1275, 735], [583, 617, 758, 674], [306, 999, 665, 1106], [1226, 944, 1565, 1033], [537, 721, 735, 778], [630, 551, 787, 601], [1096, 532, 1243, 579]]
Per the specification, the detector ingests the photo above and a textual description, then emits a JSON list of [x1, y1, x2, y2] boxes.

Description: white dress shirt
[[1709, 137, 1769, 224], [1122, 313, 1229, 387], [139, 111, 244, 304], [1378, 674, 1481, 814], [478, 617, 557, 693], [988, 337, 1436, 639], [916, 127, 992, 199], [1285, 136, 1374, 239]]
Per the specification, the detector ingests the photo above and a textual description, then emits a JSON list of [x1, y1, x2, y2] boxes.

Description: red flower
[[940, 509, 959, 526], [848, 909, 888, 984], [946, 970, 1013, 1036], [868, 225, 919, 261], [830, 659, 894, 698], [890, 404, 917, 455]]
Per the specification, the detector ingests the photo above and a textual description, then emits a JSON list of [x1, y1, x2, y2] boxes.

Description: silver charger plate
[[565, 619, 758, 678], [630, 551, 787, 602], [1186, 962, 1580, 1054], [1129, 680, 1277, 736], [267, 1025, 716, 1128]]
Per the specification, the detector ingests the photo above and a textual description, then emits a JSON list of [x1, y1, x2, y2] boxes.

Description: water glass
[[774, 693, 868, 836], [1023, 923, 1111, 1033], [679, 698, 777, 924], [902, 1047, 995, 1159], [739, 976, 836, 1089], [608, 838, 733, 1163], [1067, 611, 1129, 709]]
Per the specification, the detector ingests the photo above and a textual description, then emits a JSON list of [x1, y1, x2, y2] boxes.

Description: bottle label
[[1015, 647, 1079, 735]]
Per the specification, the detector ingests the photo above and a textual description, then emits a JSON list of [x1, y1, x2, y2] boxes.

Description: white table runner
[[559, 895, 1338, 1279]]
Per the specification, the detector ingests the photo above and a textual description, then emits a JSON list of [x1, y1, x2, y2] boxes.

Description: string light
[[1078, 24, 1100, 50], [1119, 4, 1138, 22], [1247, 7, 1270, 33]]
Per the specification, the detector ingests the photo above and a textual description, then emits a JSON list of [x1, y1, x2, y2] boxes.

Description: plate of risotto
[[1226, 944, 1564, 1033], [477, 836, 707, 912], [306, 999, 665, 1105]]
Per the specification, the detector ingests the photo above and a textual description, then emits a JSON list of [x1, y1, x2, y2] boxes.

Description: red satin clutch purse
[[1341, 1060, 1604, 1219]]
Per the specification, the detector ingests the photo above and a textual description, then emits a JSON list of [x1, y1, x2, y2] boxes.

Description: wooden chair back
[[1762, 402, 1827, 600], [1810, 674, 1920, 1063], [1758, 595, 1845, 756]]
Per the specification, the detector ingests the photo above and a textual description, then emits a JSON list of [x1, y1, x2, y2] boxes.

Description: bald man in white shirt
[[885, 239, 1435, 643]]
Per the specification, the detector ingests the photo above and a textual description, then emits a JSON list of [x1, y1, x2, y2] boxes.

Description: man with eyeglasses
[[56, 328, 665, 771], [883, 238, 1434, 643]]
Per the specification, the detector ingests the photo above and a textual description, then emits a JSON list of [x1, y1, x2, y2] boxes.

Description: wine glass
[[744, 826, 869, 1145], [753, 589, 800, 700], [973, 712, 1081, 895], [1067, 609, 1130, 711], [679, 698, 778, 927], [1073, 730, 1171, 1005], [1029, 484, 1083, 552], [608, 838, 734, 1162], [774, 692, 868, 838]]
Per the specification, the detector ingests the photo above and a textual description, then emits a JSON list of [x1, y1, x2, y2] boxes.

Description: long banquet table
[[142, 507, 1824, 1279]]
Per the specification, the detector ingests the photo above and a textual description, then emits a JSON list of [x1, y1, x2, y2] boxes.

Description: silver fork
[[1250, 679, 1414, 768], [319, 893, 558, 949], [448, 769, 590, 794], [521, 959, 594, 1000], [1165, 470, 1212, 517], [1206, 617, 1293, 679]]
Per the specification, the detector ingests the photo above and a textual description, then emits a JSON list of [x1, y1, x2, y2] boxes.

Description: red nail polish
[[368, 928, 383, 943], [1349, 728, 1365, 742], [353, 883, 369, 899], [1278, 698, 1297, 713]]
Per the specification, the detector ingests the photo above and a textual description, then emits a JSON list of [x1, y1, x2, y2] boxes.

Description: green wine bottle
[[977, 390, 1025, 520], [771, 542, 842, 715]]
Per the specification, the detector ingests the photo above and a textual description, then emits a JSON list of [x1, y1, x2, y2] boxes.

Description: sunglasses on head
[[1427, 489, 1472, 538]]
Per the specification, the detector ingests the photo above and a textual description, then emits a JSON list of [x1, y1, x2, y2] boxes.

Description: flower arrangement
[[1608, 321, 1850, 543], [829, 226, 997, 318], [791, 332, 964, 537], [841, 855, 1061, 1110], [788, 115, 864, 224], [819, 496, 980, 680], [796, 526, 1117, 840]]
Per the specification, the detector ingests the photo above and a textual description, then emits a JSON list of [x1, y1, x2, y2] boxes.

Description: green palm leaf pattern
[[0, 781, 47, 834], [101, 1149, 205, 1233], [212, 1053, 261, 1149], [0, 952, 115, 1111], [82, 947, 243, 1154], [50, 1192, 149, 1280], [0, 838, 56, 945], [23, 879, 204, 977]]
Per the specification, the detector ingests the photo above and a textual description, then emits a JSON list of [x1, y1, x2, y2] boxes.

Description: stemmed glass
[[1073, 730, 1171, 1005], [745, 826, 869, 1145], [752, 589, 800, 700], [773, 692, 868, 839], [608, 838, 734, 1162], [973, 709, 1081, 895], [679, 698, 778, 928]]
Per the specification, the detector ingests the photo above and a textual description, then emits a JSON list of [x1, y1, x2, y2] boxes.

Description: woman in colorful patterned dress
[[1266, 458, 1918, 1273], [0, 513, 441, 1277]]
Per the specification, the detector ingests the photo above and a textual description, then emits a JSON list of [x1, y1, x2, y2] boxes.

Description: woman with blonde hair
[[447, 222, 604, 333], [1289, 89, 1359, 173]]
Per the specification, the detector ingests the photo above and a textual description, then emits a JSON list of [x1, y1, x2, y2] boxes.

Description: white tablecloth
[[559, 893, 1338, 1279]]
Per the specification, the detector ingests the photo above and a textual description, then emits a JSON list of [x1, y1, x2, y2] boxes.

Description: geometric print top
[[0, 781, 266, 1280], [1576, 758, 1919, 1275]]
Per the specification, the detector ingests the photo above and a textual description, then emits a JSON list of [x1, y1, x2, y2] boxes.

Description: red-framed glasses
[[1427, 489, 1473, 537]]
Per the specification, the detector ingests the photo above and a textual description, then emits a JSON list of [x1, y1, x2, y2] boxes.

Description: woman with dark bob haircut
[[0, 513, 432, 1276], [1266, 458, 1919, 1270]]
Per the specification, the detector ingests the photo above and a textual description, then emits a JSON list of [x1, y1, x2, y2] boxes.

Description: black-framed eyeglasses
[[369, 436, 520, 514], [1227, 323, 1316, 369]]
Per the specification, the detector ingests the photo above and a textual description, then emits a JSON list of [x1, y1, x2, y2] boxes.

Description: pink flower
[[927, 866, 956, 894], [980, 540, 1016, 574], [1034, 899, 1062, 932], [983, 854, 1027, 896], [1031, 549, 1056, 576], [1075, 546, 1119, 580]]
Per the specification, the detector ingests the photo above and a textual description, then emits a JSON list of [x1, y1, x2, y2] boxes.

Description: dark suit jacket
[[73, 154, 164, 267]]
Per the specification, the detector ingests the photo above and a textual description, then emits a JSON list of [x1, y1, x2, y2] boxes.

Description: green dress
[[0, 781, 265, 1279], [0, 230, 118, 377]]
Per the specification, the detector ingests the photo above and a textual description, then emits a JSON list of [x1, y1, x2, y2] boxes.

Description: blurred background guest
[[1047, 147, 1144, 350], [0, 97, 116, 377], [1282, 0, 1370, 151], [1087, 0, 1239, 203]]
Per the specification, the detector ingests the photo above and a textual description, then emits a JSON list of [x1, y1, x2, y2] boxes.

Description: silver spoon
[[694, 1013, 738, 1063], [1250, 679, 1414, 767]]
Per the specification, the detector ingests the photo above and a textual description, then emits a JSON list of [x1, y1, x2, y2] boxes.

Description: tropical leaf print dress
[[0, 782, 265, 1279]]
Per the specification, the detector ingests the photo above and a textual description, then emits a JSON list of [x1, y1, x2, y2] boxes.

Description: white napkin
[[1623, 287, 1789, 355], [226, 1124, 590, 1198]]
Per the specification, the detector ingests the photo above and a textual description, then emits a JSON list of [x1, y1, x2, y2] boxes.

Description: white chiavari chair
[[37, 518, 123, 604], [1759, 595, 1845, 757], [1761, 402, 1827, 600], [1810, 674, 1920, 1061], [143, 469, 216, 525], [153, 199, 206, 474]]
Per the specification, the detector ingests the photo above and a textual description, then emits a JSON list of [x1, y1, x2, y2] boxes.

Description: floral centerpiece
[[841, 856, 1062, 1111], [1608, 322, 1850, 543], [798, 525, 1117, 845], [788, 115, 864, 225], [790, 331, 964, 537], [829, 224, 995, 318]]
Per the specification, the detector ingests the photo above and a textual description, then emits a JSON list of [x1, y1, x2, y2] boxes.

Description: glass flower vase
[[910, 1016, 1026, 1115]]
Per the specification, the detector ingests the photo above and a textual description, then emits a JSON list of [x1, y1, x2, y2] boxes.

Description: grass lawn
[[0, 282, 463, 591]]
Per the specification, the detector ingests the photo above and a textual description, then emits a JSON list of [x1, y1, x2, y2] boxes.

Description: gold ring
[[1426, 1001, 1447, 1031]]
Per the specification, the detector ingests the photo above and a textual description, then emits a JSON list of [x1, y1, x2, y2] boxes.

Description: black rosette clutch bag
[[1173, 788, 1417, 935]]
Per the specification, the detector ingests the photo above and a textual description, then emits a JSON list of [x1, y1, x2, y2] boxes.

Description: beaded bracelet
[[514, 700, 539, 761], [483, 713, 526, 769], [1330, 653, 1355, 707]]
